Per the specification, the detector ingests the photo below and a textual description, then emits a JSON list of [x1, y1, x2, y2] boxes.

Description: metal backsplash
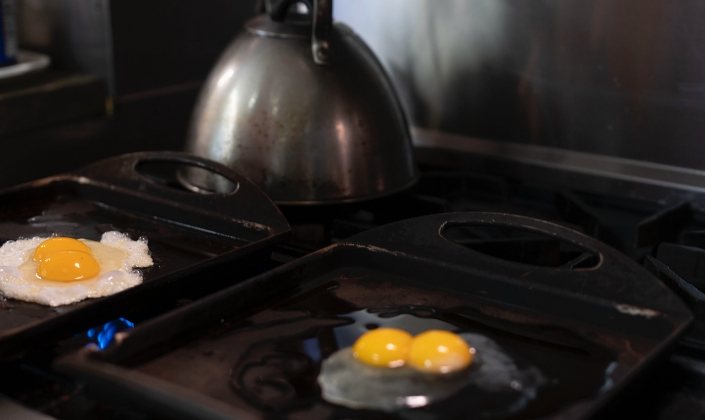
[[335, 0, 705, 171]]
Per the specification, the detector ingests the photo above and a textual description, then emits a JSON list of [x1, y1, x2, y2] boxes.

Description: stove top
[[2, 165, 705, 419]]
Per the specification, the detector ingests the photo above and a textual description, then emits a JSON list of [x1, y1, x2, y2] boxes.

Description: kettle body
[[185, 1, 417, 204]]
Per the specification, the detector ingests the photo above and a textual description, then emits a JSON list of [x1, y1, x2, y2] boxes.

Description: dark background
[[2, 0, 258, 188]]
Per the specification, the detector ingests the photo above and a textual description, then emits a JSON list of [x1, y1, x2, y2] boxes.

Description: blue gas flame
[[86, 317, 135, 350]]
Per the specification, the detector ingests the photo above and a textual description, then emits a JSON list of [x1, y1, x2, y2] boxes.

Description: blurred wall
[[335, 0, 705, 170], [17, 0, 257, 97], [5, 0, 258, 188], [14, 1, 705, 171]]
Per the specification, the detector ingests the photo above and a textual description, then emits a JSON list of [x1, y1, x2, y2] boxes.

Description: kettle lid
[[247, 0, 332, 65], [246, 15, 310, 39]]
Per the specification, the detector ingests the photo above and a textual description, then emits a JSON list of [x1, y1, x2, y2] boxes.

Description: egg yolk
[[33, 237, 92, 262], [36, 250, 100, 282], [32, 237, 101, 281], [407, 330, 474, 374], [353, 328, 413, 368]]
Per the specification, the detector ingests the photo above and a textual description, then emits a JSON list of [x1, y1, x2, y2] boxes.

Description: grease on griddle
[[135, 277, 618, 418]]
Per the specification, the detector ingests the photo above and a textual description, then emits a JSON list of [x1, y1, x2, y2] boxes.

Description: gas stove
[[2, 145, 705, 419]]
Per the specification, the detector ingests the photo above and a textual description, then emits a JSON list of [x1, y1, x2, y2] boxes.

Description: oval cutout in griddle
[[136, 160, 238, 195], [441, 222, 601, 270]]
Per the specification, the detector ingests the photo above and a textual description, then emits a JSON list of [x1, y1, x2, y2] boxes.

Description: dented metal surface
[[615, 304, 661, 319]]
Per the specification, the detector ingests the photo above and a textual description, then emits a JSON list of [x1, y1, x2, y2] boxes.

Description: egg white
[[0, 231, 153, 307], [317, 333, 545, 412]]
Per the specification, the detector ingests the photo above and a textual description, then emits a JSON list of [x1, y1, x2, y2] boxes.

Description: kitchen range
[[0, 139, 703, 419], [2, 1, 705, 419]]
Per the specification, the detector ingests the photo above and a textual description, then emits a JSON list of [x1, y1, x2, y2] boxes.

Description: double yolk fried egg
[[318, 327, 544, 412], [318, 328, 476, 411], [352, 328, 474, 373], [0, 232, 153, 307]]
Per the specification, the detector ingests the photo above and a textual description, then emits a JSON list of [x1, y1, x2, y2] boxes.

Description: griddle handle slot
[[347, 212, 683, 313], [72, 152, 290, 235]]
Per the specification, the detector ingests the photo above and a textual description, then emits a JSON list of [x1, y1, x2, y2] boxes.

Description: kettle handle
[[269, 0, 332, 65]]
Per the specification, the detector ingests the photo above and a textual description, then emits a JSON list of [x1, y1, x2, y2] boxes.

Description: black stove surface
[[2, 167, 705, 419]]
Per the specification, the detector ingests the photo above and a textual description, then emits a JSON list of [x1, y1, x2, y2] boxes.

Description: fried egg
[[318, 328, 543, 412], [0, 232, 153, 307]]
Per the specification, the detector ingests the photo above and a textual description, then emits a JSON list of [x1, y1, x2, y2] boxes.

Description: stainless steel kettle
[[184, 0, 417, 205]]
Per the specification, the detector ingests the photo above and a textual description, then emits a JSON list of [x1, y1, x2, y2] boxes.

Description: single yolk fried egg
[[0, 232, 153, 307], [318, 328, 543, 412], [37, 249, 100, 281], [33, 237, 100, 281], [33, 237, 92, 262], [352, 328, 413, 368]]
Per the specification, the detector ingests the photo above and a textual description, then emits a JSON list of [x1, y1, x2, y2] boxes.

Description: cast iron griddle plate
[[0, 152, 290, 359], [56, 213, 692, 419]]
